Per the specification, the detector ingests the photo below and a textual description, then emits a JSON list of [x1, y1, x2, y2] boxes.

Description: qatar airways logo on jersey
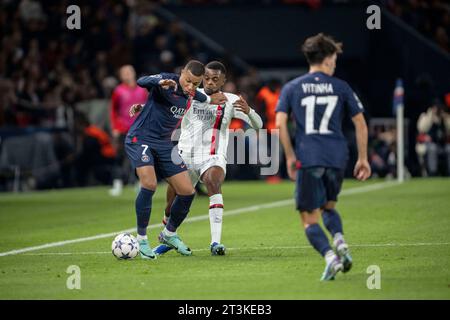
[[170, 106, 186, 119]]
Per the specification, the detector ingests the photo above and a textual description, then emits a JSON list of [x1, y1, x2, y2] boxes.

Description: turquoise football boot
[[320, 255, 343, 281], [138, 239, 156, 260], [158, 232, 192, 256], [335, 240, 353, 273]]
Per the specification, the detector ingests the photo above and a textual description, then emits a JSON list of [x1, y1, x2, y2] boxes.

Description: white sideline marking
[[0, 181, 399, 257], [21, 242, 450, 256]]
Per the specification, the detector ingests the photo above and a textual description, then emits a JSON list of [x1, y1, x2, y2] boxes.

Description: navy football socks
[[305, 224, 332, 257], [166, 194, 195, 232], [322, 208, 343, 236], [135, 187, 154, 236]]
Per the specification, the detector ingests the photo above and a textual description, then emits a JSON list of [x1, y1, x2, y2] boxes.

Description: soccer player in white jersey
[[154, 61, 263, 256]]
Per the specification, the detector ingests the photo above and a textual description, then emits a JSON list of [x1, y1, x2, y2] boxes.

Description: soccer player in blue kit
[[126, 60, 227, 259], [275, 34, 371, 280]]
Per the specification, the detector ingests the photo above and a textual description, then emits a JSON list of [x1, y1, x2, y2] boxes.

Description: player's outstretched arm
[[158, 79, 178, 91], [137, 74, 178, 91], [193, 89, 207, 102], [233, 95, 263, 129], [137, 74, 164, 89], [352, 113, 371, 181], [276, 112, 297, 181]]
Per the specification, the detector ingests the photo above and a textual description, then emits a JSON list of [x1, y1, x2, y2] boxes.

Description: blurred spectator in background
[[256, 79, 281, 133], [109, 65, 147, 196], [74, 112, 117, 187], [0, 78, 18, 127], [416, 100, 450, 176], [369, 125, 397, 178], [387, 0, 450, 53], [0, 131, 60, 191], [2, 0, 411, 190], [0, 0, 260, 190], [256, 78, 282, 183]]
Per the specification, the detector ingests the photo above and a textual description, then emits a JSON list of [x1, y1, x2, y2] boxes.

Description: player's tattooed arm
[[129, 104, 143, 117], [158, 79, 178, 91]]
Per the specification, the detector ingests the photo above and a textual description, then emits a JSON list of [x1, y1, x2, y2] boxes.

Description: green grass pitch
[[0, 178, 449, 299]]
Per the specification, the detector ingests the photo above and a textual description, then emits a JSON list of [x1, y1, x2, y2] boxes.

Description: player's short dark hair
[[301, 33, 343, 65], [184, 60, 205, 77], [205, 61, 227, 75]]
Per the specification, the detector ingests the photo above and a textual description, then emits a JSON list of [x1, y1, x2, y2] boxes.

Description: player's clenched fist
[[286, 156, 298, 181], [129, 104, 143, 117], [159, 79, 178, 91], [233, 95, 250, 114], [353, 159, 371, 181]]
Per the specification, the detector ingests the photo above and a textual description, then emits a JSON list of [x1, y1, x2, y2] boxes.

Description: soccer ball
[[111, 233, 139, 259]]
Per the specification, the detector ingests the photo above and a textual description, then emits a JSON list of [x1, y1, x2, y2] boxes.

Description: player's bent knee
[[140, 179, 157, 191], [178, 190, 195, 197], [203, 178, 221, 195], [202, 170, 224, 195], [324, 201, 336, 210], [138, 174, 157, 190], [174, 184, 195, 196], [136, 167, 157, 190], [300, 210, 321, 228], [303, 218, 320, 229]]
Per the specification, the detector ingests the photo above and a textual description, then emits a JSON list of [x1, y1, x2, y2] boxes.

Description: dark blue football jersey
[[126, 73, 207, 146], [276, 71, 364, 169]]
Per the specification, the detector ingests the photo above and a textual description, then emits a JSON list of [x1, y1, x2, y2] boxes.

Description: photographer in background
[[416, 100, 450, 176]]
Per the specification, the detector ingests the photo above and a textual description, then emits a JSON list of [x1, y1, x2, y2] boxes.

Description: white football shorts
[[179, 151, 227, 186]]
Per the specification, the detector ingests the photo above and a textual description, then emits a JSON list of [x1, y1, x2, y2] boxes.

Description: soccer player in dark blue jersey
[[275, 34, 371, 280], [126, 60, 227, 259]]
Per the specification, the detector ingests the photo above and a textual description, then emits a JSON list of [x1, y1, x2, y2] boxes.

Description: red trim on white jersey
[[210, 104, 224, 155], [175, 96, 193, 130]]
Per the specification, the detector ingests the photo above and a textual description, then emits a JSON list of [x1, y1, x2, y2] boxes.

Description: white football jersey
[[177, 89, 262, 161]]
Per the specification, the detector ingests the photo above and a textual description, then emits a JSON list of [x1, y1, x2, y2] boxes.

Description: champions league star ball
[[111, 233, 139, 259]]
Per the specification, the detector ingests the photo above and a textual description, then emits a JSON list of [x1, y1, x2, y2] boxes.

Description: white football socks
[[333, 232, 345, 246], [325, 250, 336, 265], [163, 228, 176, 237], [209, 194, 224, 244], [137, 234, 147, 242]]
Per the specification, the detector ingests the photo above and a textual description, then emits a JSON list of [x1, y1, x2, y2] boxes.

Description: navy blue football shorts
[[125, 140, 186, 179], [295, 167, 344, 212]]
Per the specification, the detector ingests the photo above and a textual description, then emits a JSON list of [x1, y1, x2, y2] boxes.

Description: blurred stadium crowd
[[0, 0, 270, 191], [386, 0, 450, 53], [0, 0, 448, 192]]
